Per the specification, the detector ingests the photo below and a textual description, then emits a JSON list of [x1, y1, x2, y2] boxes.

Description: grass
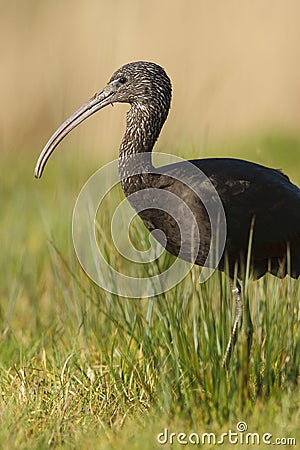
[[1, 134, 300, 449]]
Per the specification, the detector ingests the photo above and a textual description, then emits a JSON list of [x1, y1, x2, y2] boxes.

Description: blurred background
[[1, 0, 300, 290], [1, 0, 300, 164]]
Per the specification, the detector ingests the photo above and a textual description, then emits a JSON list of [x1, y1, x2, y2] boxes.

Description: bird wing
[[156, 157, 300, 259]]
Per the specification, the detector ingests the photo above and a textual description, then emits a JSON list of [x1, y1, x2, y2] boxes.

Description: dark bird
[[35, 61, 300, 366]]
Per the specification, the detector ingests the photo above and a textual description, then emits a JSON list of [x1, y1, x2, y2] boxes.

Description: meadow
[[1, 134, 299, 449], [2, 0, 300, 447]]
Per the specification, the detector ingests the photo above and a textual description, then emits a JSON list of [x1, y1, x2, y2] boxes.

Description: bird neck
[[118, 102, 168, 186]]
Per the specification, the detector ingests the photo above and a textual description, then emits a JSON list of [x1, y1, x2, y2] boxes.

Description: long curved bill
[[34, 83, 116, 178]]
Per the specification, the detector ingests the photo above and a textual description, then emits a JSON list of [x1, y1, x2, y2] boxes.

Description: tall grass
[[1, 137, 300, 449]]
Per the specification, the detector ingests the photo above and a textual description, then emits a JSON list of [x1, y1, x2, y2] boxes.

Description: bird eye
[[119, 77, 127, 84]]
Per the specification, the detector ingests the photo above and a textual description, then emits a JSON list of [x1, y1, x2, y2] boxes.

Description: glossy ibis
[[35, 61, 300, 366]]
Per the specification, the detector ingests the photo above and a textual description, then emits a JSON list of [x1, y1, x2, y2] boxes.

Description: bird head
[[34, 61, 171, 178], [108, 61, 172, 107]]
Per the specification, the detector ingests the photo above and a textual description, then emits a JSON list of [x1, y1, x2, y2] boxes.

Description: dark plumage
[[35, 61, 300, 365]]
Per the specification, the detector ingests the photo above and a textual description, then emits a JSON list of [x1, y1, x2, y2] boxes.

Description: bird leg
[[222, 280, 243, 368], [244, 294, 253, 358]]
